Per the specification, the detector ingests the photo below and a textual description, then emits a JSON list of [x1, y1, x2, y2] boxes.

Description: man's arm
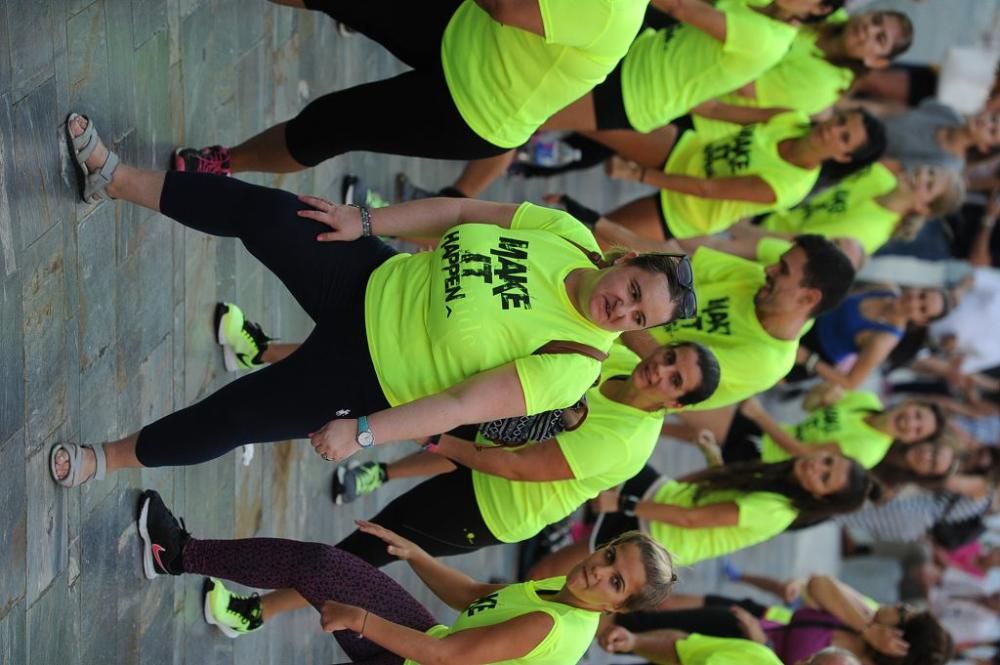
[[432, 434, 576, 481]]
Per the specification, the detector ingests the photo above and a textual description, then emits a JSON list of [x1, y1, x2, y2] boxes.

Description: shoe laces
[[194, 146, 231, 175], [240, 320, 272, 363], [353, 463, 384, 494], [227, 593, 263, 631]]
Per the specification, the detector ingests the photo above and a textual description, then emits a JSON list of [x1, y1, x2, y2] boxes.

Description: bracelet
[[619, 494, 641, 517], [350, 204, 372, 237], [804, 353, 820, 373], [358, 610, 370, 638]]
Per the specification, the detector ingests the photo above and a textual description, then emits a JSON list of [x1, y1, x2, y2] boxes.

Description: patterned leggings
[[184, 538, 438, 664]]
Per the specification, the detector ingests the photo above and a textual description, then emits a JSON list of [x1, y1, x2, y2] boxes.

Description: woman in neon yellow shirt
[[694, 10, 914, 137], [726, 390, 946, 469], [136, 489, 678, 665], [52, 115, 690, 487], [529, 452, 875, 573], [598, 109, 887, 241], [753, 163, 965, 255], [172, 0, 650, 176]]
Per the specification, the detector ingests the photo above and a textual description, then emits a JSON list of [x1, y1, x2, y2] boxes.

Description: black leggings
[[616, 594, 765, 637], [337, 466, 502, 567], [721, 412, 764, 464], [134, 172, 393, 467], [285, 0, 507, 166]]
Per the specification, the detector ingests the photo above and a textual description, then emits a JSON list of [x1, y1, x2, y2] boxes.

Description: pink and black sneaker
[[138, 489, 191, 579], [173, 145, 232, 175]]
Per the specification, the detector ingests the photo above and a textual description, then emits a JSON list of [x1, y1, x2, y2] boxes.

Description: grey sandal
[[65, 112, 120, 204], [49, 442, 107, 488]]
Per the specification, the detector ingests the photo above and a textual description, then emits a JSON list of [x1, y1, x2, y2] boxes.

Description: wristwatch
[[356, 416, 375, 449], [619, 494, 641, 517]]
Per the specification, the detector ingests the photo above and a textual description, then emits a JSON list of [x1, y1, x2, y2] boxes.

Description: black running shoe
[[138, 489, 191, 579], [394, 173, 434, 203]]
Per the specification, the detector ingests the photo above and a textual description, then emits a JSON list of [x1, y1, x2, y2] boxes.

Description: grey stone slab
[[130, 0, 167, 49], [26, 571, 76, 665], [79, 488, 127, 665], [136, 221, 173, 361], [0, 271, 24, 445], [0, 431, 26, 620], [0, 94, 20, 278], [7, 0, 55, 103], [65, 1, 112, 124], [76, 203, 116, 375], [101, 0, 137, 144], [0, 599, 26, 665], [25, 436, 68, 607], [130, 27, 171, 172], [21, 222, 68, 454], [0, 4, 11, 98], [11, 78, 64, 251]]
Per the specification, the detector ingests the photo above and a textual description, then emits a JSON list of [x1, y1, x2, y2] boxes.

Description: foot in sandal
[[49, 442, 106, 487], [65, 113, 121, 203]]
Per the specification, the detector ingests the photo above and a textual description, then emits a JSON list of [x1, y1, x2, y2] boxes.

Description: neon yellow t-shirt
[[474, 344, 663, 542], [677, 633, 785, 665], [404, 577, 598, 665], [762, 163, 901, 254], [441, 0, 647, 148], [365, 203, 616, 416], [645, 479, 799, 565], [760, 390, 892, 468], [693, 18, 854, 139], [620, 0, 797, 133], [649, 247, 799, 410], [661, 112, 819, 238], [755, 237, 793, 266]]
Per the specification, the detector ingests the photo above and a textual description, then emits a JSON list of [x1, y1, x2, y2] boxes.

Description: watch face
[[357, 430, 375, 448]]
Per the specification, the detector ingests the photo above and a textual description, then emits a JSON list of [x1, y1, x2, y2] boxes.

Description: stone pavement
[[0, 1, 978, 664]]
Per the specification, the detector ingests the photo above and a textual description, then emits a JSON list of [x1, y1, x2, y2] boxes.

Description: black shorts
[[653, 116, 693, 239], [721, 411, 764, 464], [590, 464, 660, 549], [593, 61, 632, 130]]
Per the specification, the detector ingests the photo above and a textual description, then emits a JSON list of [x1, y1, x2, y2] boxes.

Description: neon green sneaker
[[214, 302, 272, 372], [332, 461, 387, 505], [342, 174, 389, 209], [203, 578, 263, 638]]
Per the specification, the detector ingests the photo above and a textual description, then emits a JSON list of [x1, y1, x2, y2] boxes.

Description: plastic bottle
[[515, 132, 583, 167]]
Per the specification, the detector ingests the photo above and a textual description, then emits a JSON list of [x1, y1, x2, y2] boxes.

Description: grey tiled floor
[[3, 1, 974, 663]]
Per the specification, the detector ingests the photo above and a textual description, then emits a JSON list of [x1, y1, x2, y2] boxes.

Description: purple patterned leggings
[[184, 537, 438, 664]]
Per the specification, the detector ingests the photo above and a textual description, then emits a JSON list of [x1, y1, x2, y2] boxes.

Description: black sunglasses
[[659, 253, 697, 320]]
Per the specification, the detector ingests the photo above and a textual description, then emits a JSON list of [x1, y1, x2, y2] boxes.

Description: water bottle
[[515, 132, 583, 168]]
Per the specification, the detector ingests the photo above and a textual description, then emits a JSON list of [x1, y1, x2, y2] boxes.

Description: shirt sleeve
[[514, 353, 601, 414], [538, 0, 615, 48], [511, 203, 601, 252], [735, 492, 798, 530]]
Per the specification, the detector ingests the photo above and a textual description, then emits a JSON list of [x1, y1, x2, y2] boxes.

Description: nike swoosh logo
[[152, 544, 167, 572]]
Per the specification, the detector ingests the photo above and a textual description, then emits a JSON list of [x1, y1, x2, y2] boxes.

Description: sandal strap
[[49, 443, 106, 487], [90, 443, 107, 481], [84, 150, 120, 203], [70, 114, 100, 164]]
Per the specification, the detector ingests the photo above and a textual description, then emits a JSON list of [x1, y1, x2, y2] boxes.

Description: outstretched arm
[[739, 397, 841, 459], [310, 363, 529, 463], [600, 625, 685, 664], [299, 195, 522, 241], [693, 100, 787, 126], [594, 490, 740, 528], [432, 434, 576, 481]]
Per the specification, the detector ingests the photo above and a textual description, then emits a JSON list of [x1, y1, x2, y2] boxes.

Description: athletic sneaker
[[336, 22, 356, 37], [173, 145, 232, 175], [394, 173, 434, 203], [203, 577, 263, 638], [341, 174, 389, 208], [214, 302, 272, 372], [331, 461, 387, 505], [137, 489, 191, 579]]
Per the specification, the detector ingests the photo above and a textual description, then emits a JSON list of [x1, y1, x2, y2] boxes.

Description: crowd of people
[[50, 0, 1000, 663]]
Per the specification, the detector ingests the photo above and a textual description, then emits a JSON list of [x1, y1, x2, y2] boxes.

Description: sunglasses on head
[[659, 253, 697, 320]]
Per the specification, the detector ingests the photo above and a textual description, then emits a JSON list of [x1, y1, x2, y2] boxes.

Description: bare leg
[[260, 587, 312, 621], [450, 151, 517, 198], [260, 342, 298, 364], [68, 115, 165, 210], [52, 432, 143, 483], [527, 540, 589, 580], [385, 450, 456, 481], [677, 407, 737, 447], [228, 123, 306, 175], [578, 126, 678, 169], [605, 195, 668, 242], [735, 573, 802, 604], [539, 94, 598, 131]]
